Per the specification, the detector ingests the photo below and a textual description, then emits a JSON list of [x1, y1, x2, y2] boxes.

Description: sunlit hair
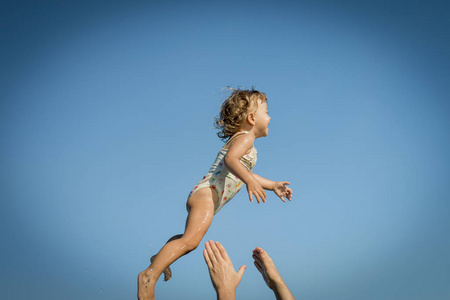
[[214, 87, 267, 141]]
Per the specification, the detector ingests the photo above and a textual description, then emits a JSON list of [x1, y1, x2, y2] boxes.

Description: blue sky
[[1, 0, 449, 299]]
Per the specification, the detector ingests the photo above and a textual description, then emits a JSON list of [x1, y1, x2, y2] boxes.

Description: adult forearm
[[273, 281, 295, 300]]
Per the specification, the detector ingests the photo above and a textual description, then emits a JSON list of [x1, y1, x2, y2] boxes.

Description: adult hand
[[253, 247, 295, 300], [203, 241, 246, 300]]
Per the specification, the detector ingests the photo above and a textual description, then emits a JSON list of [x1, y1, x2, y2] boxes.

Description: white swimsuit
[[187, 131, 257, 214]]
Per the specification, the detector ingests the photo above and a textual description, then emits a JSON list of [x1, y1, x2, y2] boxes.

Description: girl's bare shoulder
[[225, 132, 254, 153]]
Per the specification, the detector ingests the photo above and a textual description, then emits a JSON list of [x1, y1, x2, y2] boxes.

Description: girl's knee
[[182, 237, 201, 252]]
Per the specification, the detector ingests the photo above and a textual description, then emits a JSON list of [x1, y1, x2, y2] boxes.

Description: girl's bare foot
[[137, 270, 156, 300], [150, 255, 172, 281], [137, 255, 172, 299]]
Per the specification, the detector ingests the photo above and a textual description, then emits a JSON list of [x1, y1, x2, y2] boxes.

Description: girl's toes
[[163, 266, 172, 281], [150, 254, 172, 281]]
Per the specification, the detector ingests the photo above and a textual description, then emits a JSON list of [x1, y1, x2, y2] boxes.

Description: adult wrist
[[272, 278, 287, 290], [216, 287, 236, 300]]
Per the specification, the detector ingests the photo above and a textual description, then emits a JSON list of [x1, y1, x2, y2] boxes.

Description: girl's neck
[[222, 130, 255, 150], [239, 125, 258, 139]]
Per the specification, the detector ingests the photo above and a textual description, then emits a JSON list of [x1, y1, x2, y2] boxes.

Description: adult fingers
[[216, 241, 230, 261], [237, 265, 247, 280], [254, 247, 266, 255], [209, 240, 223, 262], [252, 253, 263, 267], [253, 248, 264, 257], [253, 261, 264, 274], [205, 241, 219, 264], [203, 249, 213, 269], [255, 247, 270, 262], [259, 249, 274, 265]]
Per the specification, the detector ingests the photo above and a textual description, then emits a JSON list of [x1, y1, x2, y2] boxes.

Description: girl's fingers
[[257, 189, 266, 203], [256, 194, 261, 204], [250, 189, 268, 204]]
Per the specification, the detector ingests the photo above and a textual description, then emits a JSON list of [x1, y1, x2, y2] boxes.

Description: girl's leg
[[150, 234, 183, 281], [138, 188, 217, 300]]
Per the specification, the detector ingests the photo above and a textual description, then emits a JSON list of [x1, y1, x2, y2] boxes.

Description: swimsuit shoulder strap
[[223, 131, 250, 148]]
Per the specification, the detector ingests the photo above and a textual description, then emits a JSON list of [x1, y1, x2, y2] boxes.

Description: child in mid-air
[[138, 88, 293, 300]]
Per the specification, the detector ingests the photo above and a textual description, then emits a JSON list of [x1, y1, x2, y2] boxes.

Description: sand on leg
[[137, 188, 217, 300]]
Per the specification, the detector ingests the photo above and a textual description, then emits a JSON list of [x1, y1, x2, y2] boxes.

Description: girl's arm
[[224, 135, 267, 203], [252, 173, 276, 190], [253, 173, 293, 202]]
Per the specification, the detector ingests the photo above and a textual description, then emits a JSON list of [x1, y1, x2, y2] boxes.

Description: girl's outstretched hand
[[273, 181, 292, 202]]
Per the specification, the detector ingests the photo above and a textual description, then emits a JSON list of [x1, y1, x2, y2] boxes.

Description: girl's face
[[254, 100, 271, 138]]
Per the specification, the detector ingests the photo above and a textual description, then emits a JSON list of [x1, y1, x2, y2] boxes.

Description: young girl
[[138, 88, 293, 300]]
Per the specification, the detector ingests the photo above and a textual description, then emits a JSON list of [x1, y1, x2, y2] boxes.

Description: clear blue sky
[[1, 0, 449, 299]]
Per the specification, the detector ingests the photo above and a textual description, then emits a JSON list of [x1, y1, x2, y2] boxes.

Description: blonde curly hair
[[214, 88, 267, 141]]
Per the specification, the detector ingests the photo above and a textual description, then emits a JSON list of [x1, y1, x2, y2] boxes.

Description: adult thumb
[[237, 265, 247, 280]]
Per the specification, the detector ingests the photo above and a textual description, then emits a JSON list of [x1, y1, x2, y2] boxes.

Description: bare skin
[[223, 100, 292, 204], [253, 247, 295, 300], [203, 241, 295, 300], [150, 235, 181, 281], [137, 98, 292, 299], [137, 188, 217, 300], [203, 241, 246, 300]]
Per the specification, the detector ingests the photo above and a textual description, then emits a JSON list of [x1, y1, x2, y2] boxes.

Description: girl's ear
[[247, 112, 256, 125]]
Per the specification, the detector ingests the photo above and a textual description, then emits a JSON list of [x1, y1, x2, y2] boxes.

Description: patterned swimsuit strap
[[224, 131, 250, 147]]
